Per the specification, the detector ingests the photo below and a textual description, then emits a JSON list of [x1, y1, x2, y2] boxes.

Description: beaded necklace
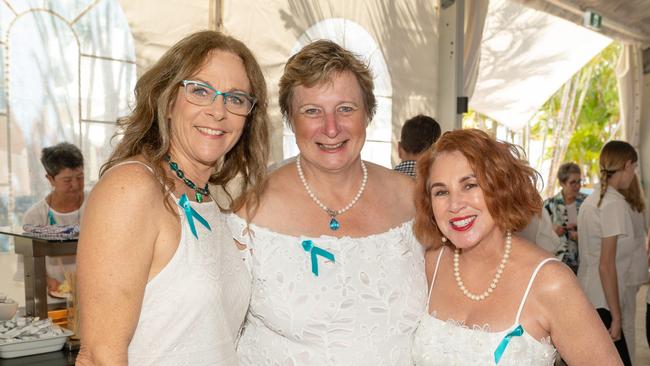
[[165, 155, 210, 203]]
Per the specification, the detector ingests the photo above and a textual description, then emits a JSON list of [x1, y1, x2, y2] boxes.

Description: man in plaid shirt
[[394, 114, 441, 178]]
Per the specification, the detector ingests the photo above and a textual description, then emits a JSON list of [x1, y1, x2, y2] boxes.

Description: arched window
[[0, 0, 135, 241], [283, 18, 393, 167]]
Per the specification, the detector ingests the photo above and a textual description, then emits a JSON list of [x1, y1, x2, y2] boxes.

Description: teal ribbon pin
[[301, 240, 335, 276], [493, 324, 524, 364], [178, 194, 211, 239]]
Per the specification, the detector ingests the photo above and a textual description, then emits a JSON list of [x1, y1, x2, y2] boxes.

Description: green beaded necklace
[[165, 155, 210, 203]]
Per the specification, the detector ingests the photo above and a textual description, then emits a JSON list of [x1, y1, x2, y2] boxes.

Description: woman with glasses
[[543, 162, 587, 274], [227, 40, 427, 365], [76, 30, 269, 366], [577, 141, 647, 365]]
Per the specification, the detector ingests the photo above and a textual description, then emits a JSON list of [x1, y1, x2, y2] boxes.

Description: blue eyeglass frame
[[181, 79, 257, 115]]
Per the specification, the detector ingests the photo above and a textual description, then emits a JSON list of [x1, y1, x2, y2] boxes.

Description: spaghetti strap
[[426, 247, 446, 313], [514, 257, 560, 323], [105, 160, 155, 174]]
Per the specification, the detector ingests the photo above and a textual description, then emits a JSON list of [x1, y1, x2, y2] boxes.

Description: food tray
[[0, 329, 73, 359]]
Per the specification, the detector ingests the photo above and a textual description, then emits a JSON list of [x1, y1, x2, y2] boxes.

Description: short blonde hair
[[278, 40, 376, 126]]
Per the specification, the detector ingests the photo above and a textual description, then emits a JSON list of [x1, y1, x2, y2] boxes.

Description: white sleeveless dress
[[412, 248, 557, 366], [226, 214, 428, 366], [108, 161, 251, 366]]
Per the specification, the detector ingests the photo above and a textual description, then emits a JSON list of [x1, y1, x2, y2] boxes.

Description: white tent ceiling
[[470, 0, 612, 130]]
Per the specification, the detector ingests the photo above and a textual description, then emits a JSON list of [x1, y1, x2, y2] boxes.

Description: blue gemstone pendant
[[329, 217, 340, 231]]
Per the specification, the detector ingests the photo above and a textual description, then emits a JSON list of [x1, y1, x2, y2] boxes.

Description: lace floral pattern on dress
[[412, 312, 556, 366], [226, 214, 428, 366]]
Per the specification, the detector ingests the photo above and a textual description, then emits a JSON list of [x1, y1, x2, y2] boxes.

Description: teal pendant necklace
[[296, 154, 368, 231], [165, 155, 210, 203]]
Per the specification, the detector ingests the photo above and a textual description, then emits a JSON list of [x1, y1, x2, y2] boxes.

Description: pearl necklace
[[453, 231, 512, 301], [296, 154, 368, 231]]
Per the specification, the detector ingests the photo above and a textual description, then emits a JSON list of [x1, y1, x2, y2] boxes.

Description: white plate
[[0, 329, 73, 359], [48, 291, 71, 300]]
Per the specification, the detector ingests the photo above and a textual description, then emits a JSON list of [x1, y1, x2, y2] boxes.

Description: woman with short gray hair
[[18, 142, 85, 295]]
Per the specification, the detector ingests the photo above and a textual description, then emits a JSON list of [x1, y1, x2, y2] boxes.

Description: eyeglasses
[[182, 80, 257, 116], [567, 179, 582, 186]]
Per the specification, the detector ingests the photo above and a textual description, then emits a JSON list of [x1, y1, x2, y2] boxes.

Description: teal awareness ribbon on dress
[[493, 324, 524, 364], [178, 194, 210, 239], [47, 209, 57, 225], [301, 240, 335, 276]]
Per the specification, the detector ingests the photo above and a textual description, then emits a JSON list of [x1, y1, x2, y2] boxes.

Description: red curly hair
[[414, 129, 542, 249]]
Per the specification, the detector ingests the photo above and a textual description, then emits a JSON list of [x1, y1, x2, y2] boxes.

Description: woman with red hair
[[411, 129, 620, 365]]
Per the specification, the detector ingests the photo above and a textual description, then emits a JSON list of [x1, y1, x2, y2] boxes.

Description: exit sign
[[583, 10, 602, 30]]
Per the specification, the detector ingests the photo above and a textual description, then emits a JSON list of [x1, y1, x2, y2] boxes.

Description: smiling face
[[291, 71, 367, 173], [428, 150, 498, 249], [168, 50, 250, 167]]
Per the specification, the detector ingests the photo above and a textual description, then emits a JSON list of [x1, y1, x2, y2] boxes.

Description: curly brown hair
[[278, 39, 376, 127], [101, 30, 269, 213], [414, 129, 542, 249]]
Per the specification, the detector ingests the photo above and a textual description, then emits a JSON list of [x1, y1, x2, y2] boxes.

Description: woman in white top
[[228, 40, 427, 365], [17, 142, 85, 292], [577, 140, 647, 365], [76, 31, 270, 366], [411, 129, 620, 365]]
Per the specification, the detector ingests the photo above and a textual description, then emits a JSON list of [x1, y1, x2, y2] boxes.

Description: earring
[[441, 236, 447, 243]]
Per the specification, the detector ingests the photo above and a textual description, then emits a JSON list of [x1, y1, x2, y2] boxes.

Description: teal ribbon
[[493, 324, 524, 364], [178, 194, 211, 239], [48, 209, 57, 225], [301, 240, 335, 276]]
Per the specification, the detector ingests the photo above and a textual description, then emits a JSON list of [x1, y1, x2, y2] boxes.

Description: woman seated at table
[[411, 129, 621, 365], [15, 142, 85, 295], [227, 39, 427, 365]]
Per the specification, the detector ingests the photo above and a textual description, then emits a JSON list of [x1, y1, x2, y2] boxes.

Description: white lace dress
[[227, 214, 428, 366], [412, 249, 557, 366]]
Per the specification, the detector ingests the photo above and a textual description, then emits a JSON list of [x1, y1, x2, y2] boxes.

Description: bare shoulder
[[238, 161, 297, 221], [366, 161, 415, 201], [424, 246, 446, 282], [87, 158, 165, 216], [512, 237, 578, 300]]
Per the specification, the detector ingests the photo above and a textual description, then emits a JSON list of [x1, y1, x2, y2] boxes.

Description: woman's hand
[[554, 225, 566, 237], [608, 316, 622, 341]]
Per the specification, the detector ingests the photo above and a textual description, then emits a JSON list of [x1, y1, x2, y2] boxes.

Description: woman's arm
[[75, 165, 164, 366], [599, 235, 622, 340], [539, 262, 622, 365]]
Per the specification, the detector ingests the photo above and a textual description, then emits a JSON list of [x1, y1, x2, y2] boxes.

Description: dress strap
[[105, 160, 155, 174], [514, 257, 560, 323], [426, 247, 446, 312]]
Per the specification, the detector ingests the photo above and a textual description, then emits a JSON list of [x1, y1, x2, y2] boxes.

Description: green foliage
[[567, 43, 620, 182], [537, 42, 621, 186]]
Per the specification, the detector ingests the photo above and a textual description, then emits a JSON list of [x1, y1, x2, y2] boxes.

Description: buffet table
[[0, 229, 77, 319]]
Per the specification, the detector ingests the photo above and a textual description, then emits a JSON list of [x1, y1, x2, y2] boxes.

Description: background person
[[543, 162, 587, 273], [577, 140, 647, 365], [76, 30, 269, 366], [16, 142, 85, 294], [394, 114, 441, 178], [412, 129, 621, 365], [227, 39, 427, 365]]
